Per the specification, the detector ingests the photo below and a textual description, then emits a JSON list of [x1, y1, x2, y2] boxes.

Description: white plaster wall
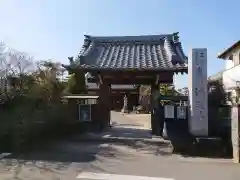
[[225, 59, 234, 69], [222, 45, 240, 90], [223, 65, 240, 90]]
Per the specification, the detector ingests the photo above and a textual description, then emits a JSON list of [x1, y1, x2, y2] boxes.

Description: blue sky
[[0, 0, 239, 88]]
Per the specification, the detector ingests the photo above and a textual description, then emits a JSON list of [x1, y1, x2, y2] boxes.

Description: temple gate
[[64, 33, 188, 132]]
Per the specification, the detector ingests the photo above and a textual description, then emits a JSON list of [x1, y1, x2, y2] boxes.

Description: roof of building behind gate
[[73, 32, 188, 72]]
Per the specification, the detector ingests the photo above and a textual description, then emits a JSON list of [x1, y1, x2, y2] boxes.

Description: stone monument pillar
[[188, 48, 208, 136]]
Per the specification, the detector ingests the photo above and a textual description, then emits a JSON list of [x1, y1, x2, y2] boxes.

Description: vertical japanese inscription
[[189, 48, 208, 136]]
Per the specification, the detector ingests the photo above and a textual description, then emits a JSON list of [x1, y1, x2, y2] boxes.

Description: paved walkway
[[122, 113, 151, 130], [76, 112, 167, 144], [0, 111, 239, 180]]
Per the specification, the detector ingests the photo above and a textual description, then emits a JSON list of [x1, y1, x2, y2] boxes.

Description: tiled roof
[[76, 33, 188, 71], [217, 40, 240, 59]]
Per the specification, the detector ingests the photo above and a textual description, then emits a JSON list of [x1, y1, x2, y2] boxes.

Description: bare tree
[[0, 42, 8, 92], [0, 43, 36, 94], [36, 60, 64, 81], [7, 49, 35, 76], [0, 43, 35, 77], [0, 42, 7, 77]]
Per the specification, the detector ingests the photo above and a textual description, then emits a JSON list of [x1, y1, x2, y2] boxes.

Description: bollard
[[231, 105, 240, 163]]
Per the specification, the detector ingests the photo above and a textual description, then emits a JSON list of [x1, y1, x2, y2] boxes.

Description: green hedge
[[0, 96, 71, 152]]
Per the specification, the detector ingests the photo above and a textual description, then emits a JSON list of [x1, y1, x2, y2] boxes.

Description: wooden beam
[[89, 71, 173, 84], [103, 78, 155, 85]]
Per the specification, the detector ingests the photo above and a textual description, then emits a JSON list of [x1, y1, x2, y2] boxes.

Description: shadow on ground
[[111, 111, 232, 159], [164, 129, 232, 159], [70, 122, 173, 156], [171, 138, 232, 159], [158, 119, 233, 160], [1, 121, 232, 176], [0, 124, 173, 175]]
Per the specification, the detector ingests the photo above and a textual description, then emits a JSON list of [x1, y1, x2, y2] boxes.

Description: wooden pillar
[[151, 84, 161, 135], [108, 85, 111, 126], [150, 85, 155, 134], [231, 105, 240, 163], [99, 82, 111, 129]]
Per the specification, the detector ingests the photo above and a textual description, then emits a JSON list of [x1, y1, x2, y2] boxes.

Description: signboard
[[177, 106, 186, 119], [164, 105, 174, 119], [78, 104, 91, 122]]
